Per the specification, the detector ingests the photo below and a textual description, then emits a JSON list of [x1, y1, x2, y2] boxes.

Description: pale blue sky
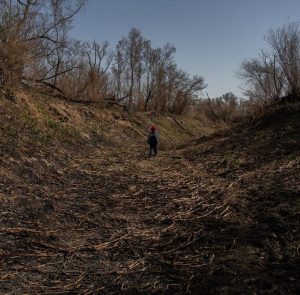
[[71, 0, 300, 98]]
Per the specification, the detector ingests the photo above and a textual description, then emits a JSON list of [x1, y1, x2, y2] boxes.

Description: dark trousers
[[149, 145, 157, 157]]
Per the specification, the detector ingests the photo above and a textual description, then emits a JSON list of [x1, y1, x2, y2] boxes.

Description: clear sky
[[71, 0, 300, 98]]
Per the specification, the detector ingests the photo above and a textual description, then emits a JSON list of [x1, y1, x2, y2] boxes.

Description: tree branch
[[37, 66, 79, 82]]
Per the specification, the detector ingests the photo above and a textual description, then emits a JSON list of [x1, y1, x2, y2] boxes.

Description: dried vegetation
[[0, 92, 299, 294]]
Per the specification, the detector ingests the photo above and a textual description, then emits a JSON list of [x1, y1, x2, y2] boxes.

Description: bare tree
[[267, 22, 300, 98], [0, 0, 86, 88], [240, 22, 300, 105], [111, 28, 147, 110], [196, 92, 242, 123], [143, 44, 176, 111]]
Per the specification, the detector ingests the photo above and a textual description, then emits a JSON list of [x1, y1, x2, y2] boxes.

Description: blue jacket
[[147, 131, 159, 146]]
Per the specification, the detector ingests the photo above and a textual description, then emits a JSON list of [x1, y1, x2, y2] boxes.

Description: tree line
[[0, 1, 299, 117], [197, 21, 300, 122], [240, 22, 300, 110], [0, 0, 206, 114]]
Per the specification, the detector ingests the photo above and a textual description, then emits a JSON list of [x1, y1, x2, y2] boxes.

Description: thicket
[[194, 92, 244, 124]]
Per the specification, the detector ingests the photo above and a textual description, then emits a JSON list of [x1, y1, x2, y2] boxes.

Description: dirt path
[[1, 137, 299, 294]]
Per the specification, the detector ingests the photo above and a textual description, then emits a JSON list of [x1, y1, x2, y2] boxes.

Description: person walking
[[147, 125, 159, 158]]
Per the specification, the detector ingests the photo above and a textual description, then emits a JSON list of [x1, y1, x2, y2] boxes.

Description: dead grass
[[0, 92, 299, 294]]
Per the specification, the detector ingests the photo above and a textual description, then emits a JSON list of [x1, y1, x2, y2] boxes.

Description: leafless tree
[[267, 22, 300, 98], [0, 0, 86, 88], [196, 92, 242, 123], [143, 44, 175, 111], [240, 22, 300, 105], [111, 28, 147, 109]]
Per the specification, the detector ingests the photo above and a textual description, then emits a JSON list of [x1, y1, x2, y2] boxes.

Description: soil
[[0, 99, 299, 294]]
